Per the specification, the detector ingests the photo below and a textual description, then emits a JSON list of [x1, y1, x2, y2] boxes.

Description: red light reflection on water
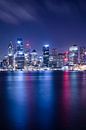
[[61, 71, 71, 128]]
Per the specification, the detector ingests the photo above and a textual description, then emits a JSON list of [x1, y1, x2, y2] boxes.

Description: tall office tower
[[57, 53, 64, 69], [49, 48, 57, 68], [0, 60, 3, 70], [63, 51, 69, 66], [31, 49, 38, 66], [49, 55, 54, 68], [2, 56, 8, 70], [69, 45, 79, 66], [80, 47, 86, 65], [15, 38, 25, 70], [52, 48, 58, 68], [38, 56, 43, 68], [25, 42, 31, 69], [25, 42, 31, 53], [43, 44, 50, 67], [8, 41, 14, 69]]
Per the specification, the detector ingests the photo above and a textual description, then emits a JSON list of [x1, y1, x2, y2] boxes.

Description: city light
[[17, 41, 21, 44], [69, 46, 78, 51], [44, 44, 49, 48], [64, 58, 68, 62], [0, 39, 86, 71], [18, 51, 23, 55]]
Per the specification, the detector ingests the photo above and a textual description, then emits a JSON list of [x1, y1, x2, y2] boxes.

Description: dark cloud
[[0, 0, 86, 24], [44, 0, 81, 16], [0, 0, 37, 24]]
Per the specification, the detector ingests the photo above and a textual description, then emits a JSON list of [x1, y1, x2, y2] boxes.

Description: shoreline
[[0, 70, 85, 72]]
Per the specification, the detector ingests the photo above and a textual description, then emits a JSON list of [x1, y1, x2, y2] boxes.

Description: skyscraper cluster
[[0, 38, 86, 71]]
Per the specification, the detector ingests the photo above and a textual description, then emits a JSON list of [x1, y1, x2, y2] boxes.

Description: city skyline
[[0, 39, 86, 71], [0, 0, 86, 58], [0, 38, 86, 59]]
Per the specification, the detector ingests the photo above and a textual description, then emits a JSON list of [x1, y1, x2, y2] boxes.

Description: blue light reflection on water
[[36, 71, 54, 130], [70, 72, 79, 105], [3, 71, 54, 130], [6, 72, 28, 130], [81, 72, 86, 107], [1, 71, 86, 130]]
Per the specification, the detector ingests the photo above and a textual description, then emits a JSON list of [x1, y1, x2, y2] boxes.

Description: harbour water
[[0, 71, 86, 130]]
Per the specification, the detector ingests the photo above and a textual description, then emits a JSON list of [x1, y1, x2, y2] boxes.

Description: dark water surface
[[0, 71, 86, 130]]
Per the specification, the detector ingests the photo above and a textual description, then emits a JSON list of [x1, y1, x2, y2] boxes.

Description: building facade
[[69, 45, 78, 66], [15, 38, 25, 70], [43, 45, 50, 67], [8, 41, 14, 69], [80, 47, 86, 65]]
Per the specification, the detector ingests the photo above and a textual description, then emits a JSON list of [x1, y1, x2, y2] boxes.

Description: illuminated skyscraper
[[69, 45, 78, 66], [63, 51, 69, 66], [80, 47, 86, 65], [43, 44, 50, 67], [49, 49, 57, 68], [38, 56, 43, 68], [8, 41, 14, 69], [16, 38, 24, 52], [31, 49, 38, 66], [25, 42, 31, 54], [15, 38, 25, 70], [51, 48, 58, 68], [8, 41, 13, 56], [25, 42, 31, 69], [2, 56, 8, 70], [57, 53, 64, 68]]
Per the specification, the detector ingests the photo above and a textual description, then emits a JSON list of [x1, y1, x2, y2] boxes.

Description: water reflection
[[36, 71, 54, 130], [0, 71, 54, 130], [6, 72, 28, 130], [61, 72, 71, 129], [81, 72, 86, 107], [1, 71, 86, 130]]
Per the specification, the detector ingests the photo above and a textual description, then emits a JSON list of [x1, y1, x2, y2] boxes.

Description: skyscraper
[[8, 41, 14, 69], [43, 45, 50, 67], [25, 42, 31, 70], [38, 56, 43, 68], [63, 51, 69, 66], [49, 48, 58, 68], [69, 45, 78, 66], [2, 56, 8, 70], [8, 41, 13, 56], [57, 53, 64, 69], [31, 49, 38, 67], [80, 47, 86, 65], [15, 38, 25, 70]]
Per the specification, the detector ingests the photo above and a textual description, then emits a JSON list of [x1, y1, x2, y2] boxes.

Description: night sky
[[0, 0, 86, 58]]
